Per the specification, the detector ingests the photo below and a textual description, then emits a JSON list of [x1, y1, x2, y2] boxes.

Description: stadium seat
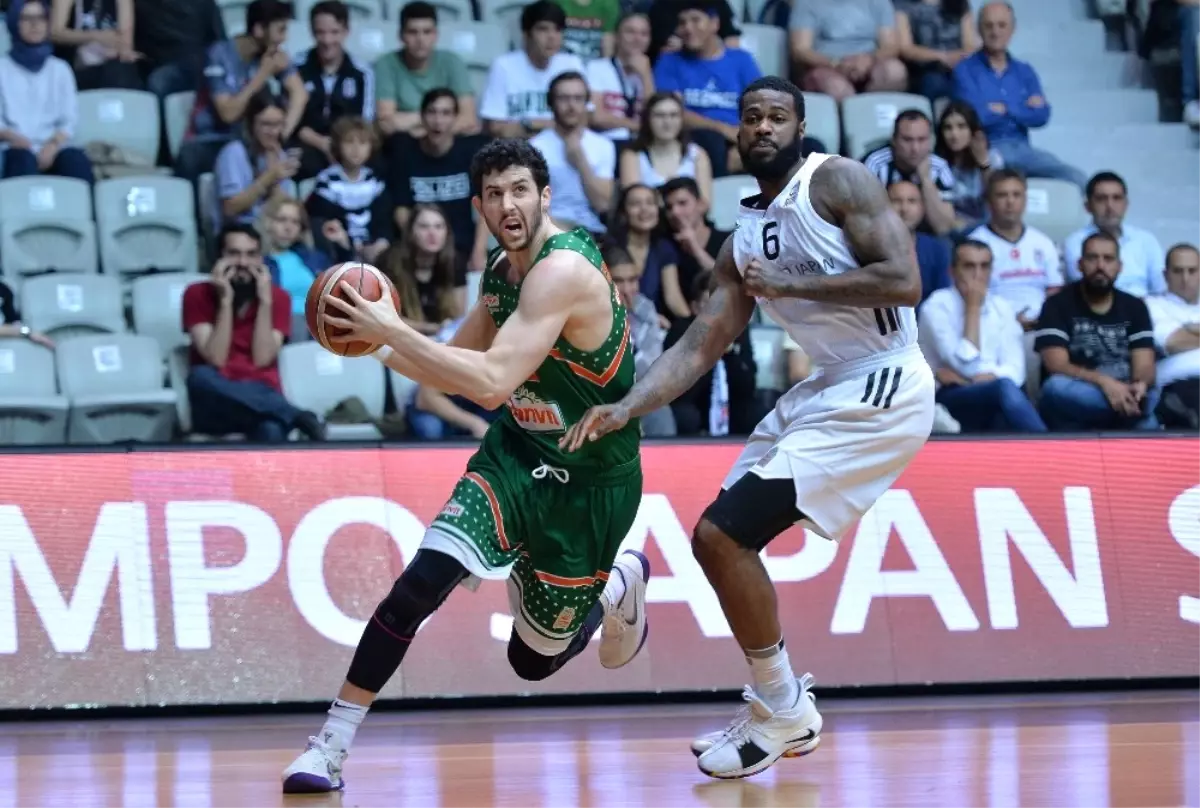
[[477, 0, 525, 47], [163, 91, 195, 162], [55, 334, 177, 444], [802, 92, 841, 155], [198, 172, 218, 243], [465, 269, 483, 310], [840, 93, 932, 160], [0, 177, 98, 279], [217, 0, 251, 35], [279, 342, 386, 440], [738, 24, 786, 81], [76, 90, 161, 166], [20, 274, 125, 340], [131, 273, 207, 357], [0, 337, 68, 445], [710, 175, 761, 231], [285, 25, 316, 58], [441, 20, 507, 69], [1024, 178, 1088, 245], [345, 21, 391, 63], [389, 369, 419, 417], [95, 177, 200, 277]]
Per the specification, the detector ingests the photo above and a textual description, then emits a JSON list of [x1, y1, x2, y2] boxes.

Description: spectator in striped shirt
[[862, 109, 957, 234], [306, 115, 392, 264]]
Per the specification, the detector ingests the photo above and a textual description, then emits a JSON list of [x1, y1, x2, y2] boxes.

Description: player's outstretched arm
[[560, 236, 756, 451], [743, 157, 921, 308]]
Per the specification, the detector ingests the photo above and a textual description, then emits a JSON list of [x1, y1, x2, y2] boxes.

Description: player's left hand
[[742, 259, 792, 299], [321, 281, 405, 346]]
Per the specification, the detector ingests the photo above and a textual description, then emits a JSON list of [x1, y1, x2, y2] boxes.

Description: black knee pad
[[507, 635, 557, 682], [374, 550, 467, 637], [701, 474, 805, 552]]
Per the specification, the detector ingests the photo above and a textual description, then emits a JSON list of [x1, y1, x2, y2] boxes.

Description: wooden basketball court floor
[[0, 690, 1195, 808]]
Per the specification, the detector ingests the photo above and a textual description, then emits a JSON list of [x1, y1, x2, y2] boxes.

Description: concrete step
[[1011, 19, 1105, 57], [1009, 0, 1092, 23], [1037, 56, 1142, 94], [1031, 123, 1196, 154], [1045, 89, 1160, 125], [1060, 151, 1200, 190], [1151, 219, 1200, 249]]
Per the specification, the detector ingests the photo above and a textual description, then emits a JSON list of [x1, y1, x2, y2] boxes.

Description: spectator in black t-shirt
[[1034, 232, 1159, 431], [661, 176, 728, 311], [306, 115, 392, 264], [293, 1, 376, 180], [389, 88, 490, 269], [382, 203, 467, 332]]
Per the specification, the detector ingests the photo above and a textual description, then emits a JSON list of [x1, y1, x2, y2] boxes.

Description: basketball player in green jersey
[[281, 139, 650, 794]]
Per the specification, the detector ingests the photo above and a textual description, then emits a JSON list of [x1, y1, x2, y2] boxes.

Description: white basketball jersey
[[732, 153, 918, 368]]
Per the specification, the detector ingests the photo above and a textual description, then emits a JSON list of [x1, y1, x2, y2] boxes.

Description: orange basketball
[[305, 262, 401, 357]]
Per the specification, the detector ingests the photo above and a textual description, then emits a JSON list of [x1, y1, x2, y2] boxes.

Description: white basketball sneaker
[[695, 676, 823, 779], [598, 550, 650, 669], [281, 732, 348, 794], [691, 675, 819, 758]]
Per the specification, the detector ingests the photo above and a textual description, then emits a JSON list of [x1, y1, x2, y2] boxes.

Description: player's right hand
[[559, 404, 630, 452]]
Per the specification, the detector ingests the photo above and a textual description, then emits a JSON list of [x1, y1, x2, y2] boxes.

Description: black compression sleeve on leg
[[703, 474, 805, 552], [507, 600, 606, 682], [345, 550, 468, 693]]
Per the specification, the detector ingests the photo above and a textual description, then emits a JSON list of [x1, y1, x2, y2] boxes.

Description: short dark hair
[[470, 138, 551, 195], [521, 0, 565, 32], [1166, 243, 1200, 267], [738, 76, 806, 120], [678, 0, 720, 16], [661, 176, 702, 201], [245, 91, 285, 125], [986, 167, 1026, 195], [1085, 171, 1127, 199], [893, 109, 931, 137], [219, 223, 263, 253], [601, 242, 635, 269], [401, 1, 437, 30], [420, 87, 459, 114], [952, 238, 993, 265], [246, 0, 293, 34], [548, 70, 588, 102], [309, 0, 348, 28], [1082, 231, 1120, 257]]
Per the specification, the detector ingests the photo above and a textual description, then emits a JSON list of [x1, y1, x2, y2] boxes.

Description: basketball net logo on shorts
[[507, 385, 565, 432]]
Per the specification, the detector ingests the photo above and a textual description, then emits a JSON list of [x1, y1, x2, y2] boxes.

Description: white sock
[[320, 698, 368, 750], [601, 565, 629, 613], [745, 640, 800, 712]]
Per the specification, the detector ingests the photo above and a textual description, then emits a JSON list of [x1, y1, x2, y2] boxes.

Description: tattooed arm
[[742, 156, 921, 308], [559, 235, 757, 449]]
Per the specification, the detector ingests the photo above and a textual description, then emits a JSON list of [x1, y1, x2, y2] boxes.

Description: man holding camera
[[182, 224, 325, 442]]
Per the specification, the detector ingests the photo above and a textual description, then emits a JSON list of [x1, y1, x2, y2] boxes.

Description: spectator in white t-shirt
[[1063, 171, 1166, 299], [479, 0, 585, 138], [967, 168, 1061, 330], [1146, 243, 1200, 429], [530, 71, 614, 233], [586, 11, 654, 141]]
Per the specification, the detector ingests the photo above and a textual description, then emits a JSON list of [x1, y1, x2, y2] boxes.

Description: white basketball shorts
[[721, 343, 935, 542]]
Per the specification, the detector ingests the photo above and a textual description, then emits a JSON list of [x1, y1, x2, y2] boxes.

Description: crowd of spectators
[[0, 0, 1194, 446]]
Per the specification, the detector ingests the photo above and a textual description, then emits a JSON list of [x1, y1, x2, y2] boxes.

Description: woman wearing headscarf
[[0, 0, 94, 181]]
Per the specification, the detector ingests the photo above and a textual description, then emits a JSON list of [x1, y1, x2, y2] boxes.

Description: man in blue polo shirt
[[952, 1, 1085, 188], [653, 0, 760, 175]]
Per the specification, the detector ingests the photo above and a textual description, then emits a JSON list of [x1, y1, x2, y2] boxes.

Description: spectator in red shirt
[[182, 223, 325, 442]]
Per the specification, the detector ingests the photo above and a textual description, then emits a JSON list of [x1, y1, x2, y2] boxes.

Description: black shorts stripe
[[860, 371, 876, 403], [873, 308, 887, 335], [883, 367, 904, 409], [885, 307, 899, 332], [871, 368, 891, 407]]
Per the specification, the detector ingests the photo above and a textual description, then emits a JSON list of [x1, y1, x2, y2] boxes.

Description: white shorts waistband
[[818, 343, 925, 384]]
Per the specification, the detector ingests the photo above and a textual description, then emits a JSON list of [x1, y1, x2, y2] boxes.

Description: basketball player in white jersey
[[561, 75, 936, 779]]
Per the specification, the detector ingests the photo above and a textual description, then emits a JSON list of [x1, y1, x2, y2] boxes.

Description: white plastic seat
[[840, 93, 932, 160], [710, 175, 761, 231], [801, 92, 840, 154], [440, 20, 507, 69], [0, 337, 68, 444], [20, 274, 125, 340], [279, 342, 386, 440], [738, 24, 786, 80], [1024, 178, 1088, 246], [0, 177, 98, 278], [163, 91, 196, 161], [76, 90, 161, 163], [55, 334, 177, 444], [95, 177, 200, 277], [131, 273, 207, 357]]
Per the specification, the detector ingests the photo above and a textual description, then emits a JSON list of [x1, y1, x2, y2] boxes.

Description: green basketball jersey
[[480, 228, 639, 471]]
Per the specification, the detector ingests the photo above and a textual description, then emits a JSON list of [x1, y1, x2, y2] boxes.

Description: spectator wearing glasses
[[618, 92, 712, 202], [0, 0, 94, 182], [214, 93, 299, 226], [294, 0, 375, 180], [374, 2, 476, 138], [919, 239, 1045, 432], [1063, 172, 1167, 299], [1035, 232, 1159, 431]]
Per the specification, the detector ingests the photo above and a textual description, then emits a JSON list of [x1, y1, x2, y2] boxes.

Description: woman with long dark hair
[[610, 183, 688, 320], [894, 0, 977, 101], [935, 99, 1002, 230], [382, 203, 466, 336], [214, 92, 299, 226], [618, 92, 712, 202]]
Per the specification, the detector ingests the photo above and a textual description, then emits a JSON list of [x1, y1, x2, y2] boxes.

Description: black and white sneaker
[[695, 677, 822, 779], [691, 673, 819, 758]]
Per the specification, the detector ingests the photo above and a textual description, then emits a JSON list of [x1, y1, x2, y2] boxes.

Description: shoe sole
[[692, 732, 818, 759], [282, 772, 345, 794], [697, 735, 822, 780], [600, 550, 650, 670]]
